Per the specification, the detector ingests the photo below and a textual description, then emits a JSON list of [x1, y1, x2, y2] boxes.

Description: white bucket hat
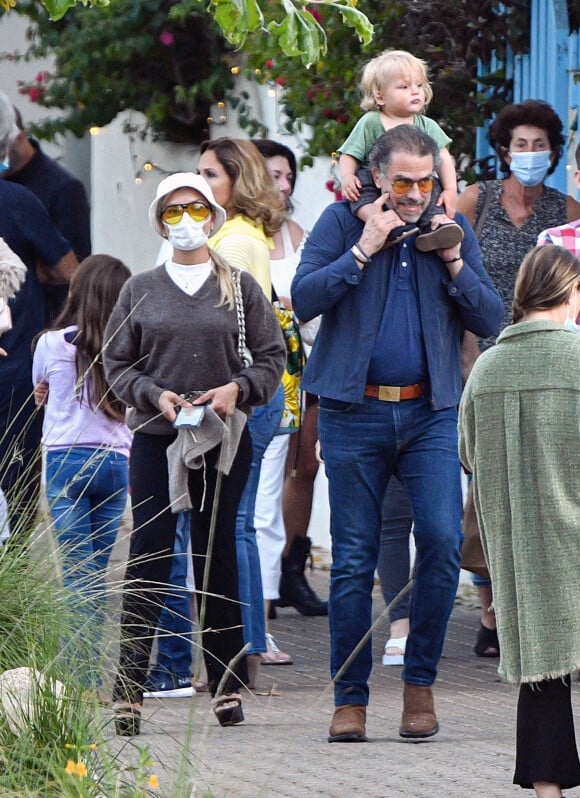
[[148, 172, 227, 237]]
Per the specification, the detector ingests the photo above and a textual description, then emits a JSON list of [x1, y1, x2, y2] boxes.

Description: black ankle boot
[[277, 537, 328, 616]]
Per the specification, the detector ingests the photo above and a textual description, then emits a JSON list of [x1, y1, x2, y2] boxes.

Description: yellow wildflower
[[65, 760, 76, 775], [149, 774, 159, 789], [74, 761, 88, 778], [0, 0, 16, 11]]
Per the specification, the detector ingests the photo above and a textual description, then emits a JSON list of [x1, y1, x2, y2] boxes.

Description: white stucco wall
[[89, 79, 334, 273]]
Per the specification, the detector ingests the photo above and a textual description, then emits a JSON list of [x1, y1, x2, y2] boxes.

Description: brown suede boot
[[399, 683, 439, 739], [328, 704, 367, 743]]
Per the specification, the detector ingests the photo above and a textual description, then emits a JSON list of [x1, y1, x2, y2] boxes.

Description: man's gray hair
[[0, 91, 18, 156], [369, 125, 441, 176]]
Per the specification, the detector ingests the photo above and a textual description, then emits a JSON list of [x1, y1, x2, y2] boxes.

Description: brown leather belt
[[364, 382, 427, 402]]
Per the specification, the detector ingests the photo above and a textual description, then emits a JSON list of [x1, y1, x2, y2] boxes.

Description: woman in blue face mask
[[456, 100, 580, 659], [458, 100, 580, 347]]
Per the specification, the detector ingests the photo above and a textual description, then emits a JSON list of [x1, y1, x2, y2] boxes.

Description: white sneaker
[[143, 675, 196, 699], [382, 636, 407, 666]]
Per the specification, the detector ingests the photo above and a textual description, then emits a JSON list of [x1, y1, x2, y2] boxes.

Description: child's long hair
[[45, 254, 131, 422], [360, 49, 433, 113]]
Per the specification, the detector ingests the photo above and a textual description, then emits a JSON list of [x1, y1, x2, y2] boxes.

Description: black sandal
[[113, 703, 142, 736], [212, 694, 244, 727], [474, 623, 500, 658], [383, 223, 420, 249]]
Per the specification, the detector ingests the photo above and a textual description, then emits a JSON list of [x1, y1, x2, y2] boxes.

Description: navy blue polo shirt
[[6, 140, 91, 260], [366, 237, 427, 385], [0, 181, 71, 381]]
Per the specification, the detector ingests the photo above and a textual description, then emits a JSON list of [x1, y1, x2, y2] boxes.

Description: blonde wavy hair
[[360, 49, 433, 113], [207, 247, 237, 310], [200, 138, 287, 238]]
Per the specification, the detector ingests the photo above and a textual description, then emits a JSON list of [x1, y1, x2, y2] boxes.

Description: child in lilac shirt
[[32, 254, 131, 695]]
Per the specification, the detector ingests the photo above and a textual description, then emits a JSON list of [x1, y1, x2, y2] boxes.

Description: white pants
[[254, 433, 290, 599]]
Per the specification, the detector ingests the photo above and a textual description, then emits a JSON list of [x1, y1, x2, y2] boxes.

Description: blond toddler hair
[[360, 49, 433, 112]]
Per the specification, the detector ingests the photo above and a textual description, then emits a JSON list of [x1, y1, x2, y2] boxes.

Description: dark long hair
[[41, 254, 131, 422]]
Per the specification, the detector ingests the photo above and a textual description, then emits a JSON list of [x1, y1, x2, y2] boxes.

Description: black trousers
[[113, 429, 252, 704], [514, 675, 580, 789], [0, 379, 42, 533]]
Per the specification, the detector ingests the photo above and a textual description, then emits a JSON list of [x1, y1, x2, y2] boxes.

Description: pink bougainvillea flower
[[275, 77, 285, 86], [29, 87, 40, 102], [325, 180, 342, 201], [265, 59, 273, 68], [159, 31, 175, 46], [306, 7, 323, 24]]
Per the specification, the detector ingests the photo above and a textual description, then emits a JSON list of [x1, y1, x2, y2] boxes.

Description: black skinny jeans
[[114, 429, 252, 705]]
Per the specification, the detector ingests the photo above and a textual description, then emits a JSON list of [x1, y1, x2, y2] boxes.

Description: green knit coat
[[459, 320, 580, 684]]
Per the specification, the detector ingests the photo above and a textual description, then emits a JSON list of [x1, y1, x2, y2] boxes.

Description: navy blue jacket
[[291, 202, 503, 411]]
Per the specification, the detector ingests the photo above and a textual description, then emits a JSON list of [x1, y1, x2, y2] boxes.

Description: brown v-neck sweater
[[104, 265, 285, 435]]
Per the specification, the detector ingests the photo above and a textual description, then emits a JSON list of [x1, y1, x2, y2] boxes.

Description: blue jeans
[[46, 447, 128, 684], [318, 396, 462, 706], [153, 511, 193, 679], [235, 385, 284, 654], [46, 447, 129, 597]]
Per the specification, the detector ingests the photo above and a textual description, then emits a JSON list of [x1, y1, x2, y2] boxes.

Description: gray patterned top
[[474, 179, 567, 348]]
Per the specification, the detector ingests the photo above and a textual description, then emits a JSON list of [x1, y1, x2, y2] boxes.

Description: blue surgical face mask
[[564, 289, 579, 332], [508, 150, 552, 187]]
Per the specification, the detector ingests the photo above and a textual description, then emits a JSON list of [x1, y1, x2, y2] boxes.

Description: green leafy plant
[[241, 0, 535, 176], [8, 0, 236, 143]]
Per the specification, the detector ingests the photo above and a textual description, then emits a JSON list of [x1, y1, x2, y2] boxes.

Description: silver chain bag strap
[[231, 268, 253, 368]]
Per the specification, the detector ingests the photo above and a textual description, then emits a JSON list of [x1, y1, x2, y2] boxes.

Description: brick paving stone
[[103, 557, 580, 798]]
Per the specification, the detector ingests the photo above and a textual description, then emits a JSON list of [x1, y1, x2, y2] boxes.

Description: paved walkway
[[105, 561, 580, 798]]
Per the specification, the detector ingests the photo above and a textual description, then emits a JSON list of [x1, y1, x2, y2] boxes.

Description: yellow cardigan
[[210, 214, 273, 299]]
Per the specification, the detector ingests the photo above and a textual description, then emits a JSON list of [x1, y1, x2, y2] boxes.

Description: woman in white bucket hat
[[104, 172, 285, 736]]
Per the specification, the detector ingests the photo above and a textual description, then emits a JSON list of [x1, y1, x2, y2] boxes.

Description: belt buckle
[[378, 385, 401, 402]]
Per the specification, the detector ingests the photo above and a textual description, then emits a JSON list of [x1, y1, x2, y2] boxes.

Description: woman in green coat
[[459, 245, 580, 798]]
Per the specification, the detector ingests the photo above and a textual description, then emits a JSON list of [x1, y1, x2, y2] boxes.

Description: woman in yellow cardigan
[[198, 138, 290, 687]]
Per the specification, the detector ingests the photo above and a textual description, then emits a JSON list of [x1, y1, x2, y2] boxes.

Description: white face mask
[[508, 150, 551, 187], [164, 215, 209, 251]]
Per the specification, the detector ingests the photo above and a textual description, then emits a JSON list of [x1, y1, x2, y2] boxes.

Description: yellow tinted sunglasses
[[389, 176, 434, 195], [161, 201, 212, 225]]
